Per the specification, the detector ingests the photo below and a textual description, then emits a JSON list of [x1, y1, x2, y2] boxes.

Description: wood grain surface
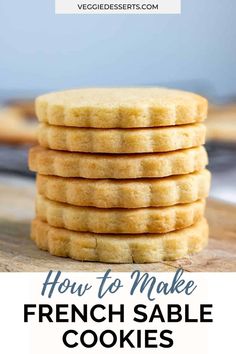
[[0, 175, 236, 272]]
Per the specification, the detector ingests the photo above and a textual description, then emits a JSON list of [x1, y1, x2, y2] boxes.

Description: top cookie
[[36, 88, 208, 128]]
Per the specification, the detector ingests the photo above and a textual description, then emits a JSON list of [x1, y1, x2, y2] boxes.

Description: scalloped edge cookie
[[36, 88, 208, 128], [37, 169, 211, 208], [31, 217, 209, 263], [36, 194, 205, 234], [29, 146, 208, 179], [38, 123, 206, 153]]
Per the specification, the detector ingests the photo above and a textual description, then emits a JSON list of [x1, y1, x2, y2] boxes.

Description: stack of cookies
[[29, 88, 211, 263]]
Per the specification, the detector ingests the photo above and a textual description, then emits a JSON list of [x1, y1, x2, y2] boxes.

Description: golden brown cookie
[[36, 88, 208, 128], [29, 145, 208, 179], [37, 169, 211, 208], [38, 123, 206, 153], [31, 217, 209, 263], [36, 193, 205, 234]]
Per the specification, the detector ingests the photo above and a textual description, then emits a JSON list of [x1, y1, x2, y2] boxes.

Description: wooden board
[[0, 175, 236, 272]]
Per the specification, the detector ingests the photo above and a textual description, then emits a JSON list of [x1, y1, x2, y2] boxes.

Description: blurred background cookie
[[207, 104, 236, 142], [6, 99, 36, 118], [0, 100, 37, 175], [0, 106, 37, 145]]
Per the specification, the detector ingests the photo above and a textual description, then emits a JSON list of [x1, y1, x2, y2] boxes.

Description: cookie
[[36, 88, 208, 128], [207, 104, 236, 142], [36, 193, 205, 234], [29, 146, 208, 179], [38, 123, 206, 153], [7, 99, 35, 117], [37, 169, 211, 208], [0, 108, 37, 144], [31, 217, 209, 263]]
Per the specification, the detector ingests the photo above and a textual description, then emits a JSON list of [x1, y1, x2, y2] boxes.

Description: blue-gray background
[[0, 0, 235, 99]]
